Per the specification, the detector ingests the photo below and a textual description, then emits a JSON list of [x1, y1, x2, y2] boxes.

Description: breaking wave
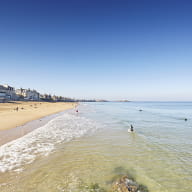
[[0, 113, 97, 173]]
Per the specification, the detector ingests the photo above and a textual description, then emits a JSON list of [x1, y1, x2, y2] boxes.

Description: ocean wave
[[0, 113, 97, 173]]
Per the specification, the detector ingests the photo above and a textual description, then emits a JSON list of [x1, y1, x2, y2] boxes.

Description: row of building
[[0, 83, 102, 103], [0, 84, 40, 103], [0, 84, 86, 103]]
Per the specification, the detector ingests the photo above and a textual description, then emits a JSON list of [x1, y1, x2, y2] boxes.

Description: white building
[[16, 88, 40, 101], [0, 84, 17, 102]]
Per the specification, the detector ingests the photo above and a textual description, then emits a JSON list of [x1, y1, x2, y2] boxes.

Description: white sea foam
[[0, 113, 97, 173]]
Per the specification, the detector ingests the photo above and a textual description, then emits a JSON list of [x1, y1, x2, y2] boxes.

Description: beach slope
[[0, 101, 76, 131]]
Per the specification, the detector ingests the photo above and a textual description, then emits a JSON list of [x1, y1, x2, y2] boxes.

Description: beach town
[[0, 83, 107, 132], [0, 83, 77, 103], [0, 83, 78, 131]]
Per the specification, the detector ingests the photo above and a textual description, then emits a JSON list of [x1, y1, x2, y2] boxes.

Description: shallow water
[[0, 102, 192, 192]]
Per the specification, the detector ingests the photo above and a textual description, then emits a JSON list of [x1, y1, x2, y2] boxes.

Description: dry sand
[[0, 101, 77, 131]]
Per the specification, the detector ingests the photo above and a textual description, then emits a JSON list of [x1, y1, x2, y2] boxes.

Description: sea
[[0, 102, 191, 192]]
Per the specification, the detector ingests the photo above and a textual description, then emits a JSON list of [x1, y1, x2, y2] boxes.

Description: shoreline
[[0, 101, 77, 146]]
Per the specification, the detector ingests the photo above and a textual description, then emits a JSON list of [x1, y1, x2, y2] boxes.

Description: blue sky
[[0, 0, 192, 100]]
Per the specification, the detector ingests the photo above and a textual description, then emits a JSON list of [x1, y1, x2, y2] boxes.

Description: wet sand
[[0, 102, 77, 145]]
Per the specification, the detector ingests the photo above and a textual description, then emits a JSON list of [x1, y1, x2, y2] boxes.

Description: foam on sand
[[0, 113, 97, 173]]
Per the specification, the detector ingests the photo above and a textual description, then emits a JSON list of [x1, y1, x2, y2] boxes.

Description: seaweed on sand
[[79, 182, 107, 192], [106, 166, 136, 184], [107, 166, 149, 192], [137, 184, 149, 192]]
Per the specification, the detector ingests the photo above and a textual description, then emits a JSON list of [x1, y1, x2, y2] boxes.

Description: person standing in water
[[128, 124, 134, 132], [130, 124, 134, 132]]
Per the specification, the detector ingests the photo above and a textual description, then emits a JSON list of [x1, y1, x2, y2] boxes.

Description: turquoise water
[[0, 102, 192, 192]]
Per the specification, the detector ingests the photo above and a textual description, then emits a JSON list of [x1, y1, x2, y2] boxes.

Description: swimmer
[[128, 124, 134, 132], [130, 124, 134, 132]]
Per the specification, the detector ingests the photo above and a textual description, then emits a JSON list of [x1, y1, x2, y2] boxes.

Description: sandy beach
[[0, 101, 77, 131]]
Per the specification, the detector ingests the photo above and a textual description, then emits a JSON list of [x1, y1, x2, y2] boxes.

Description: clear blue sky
[[0, 0, 192, 101]]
